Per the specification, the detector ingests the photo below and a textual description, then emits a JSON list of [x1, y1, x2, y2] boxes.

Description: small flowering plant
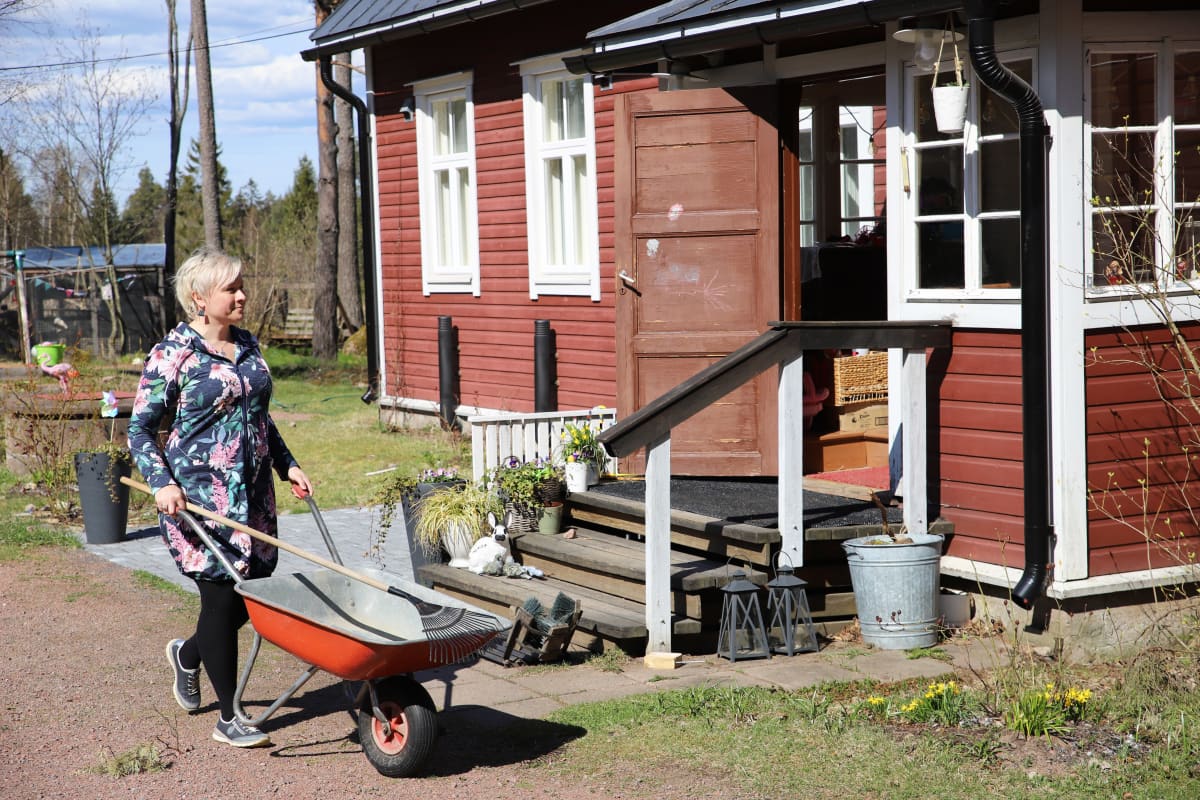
[[558, 408, 609, 473], [418, 466, 461, 484], [1004, 682, 1093, 738], [899, 680, 973, 726]]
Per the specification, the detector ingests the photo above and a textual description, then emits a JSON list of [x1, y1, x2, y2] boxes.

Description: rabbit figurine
[[468, 510, 514, 574]]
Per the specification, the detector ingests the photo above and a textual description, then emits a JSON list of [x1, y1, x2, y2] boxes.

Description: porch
[[423, 321, 954, 655]]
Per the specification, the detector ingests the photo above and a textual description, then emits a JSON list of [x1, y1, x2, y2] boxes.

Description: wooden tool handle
[[120, 476, 389, 594]]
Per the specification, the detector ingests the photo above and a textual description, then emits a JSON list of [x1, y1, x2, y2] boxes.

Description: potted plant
[[558, 415, 606, 492], [74, 391, 132, 545], [930, 16, 969, 133], [491, 457, 553, 533], [411, 480, 502, 568]]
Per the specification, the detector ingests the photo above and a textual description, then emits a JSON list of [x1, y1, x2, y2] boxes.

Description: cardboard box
[[837, 402, 888, 432]]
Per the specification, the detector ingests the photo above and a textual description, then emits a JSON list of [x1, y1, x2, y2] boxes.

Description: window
[[797, 105, 884, 246], [903, 55, 1032, 293], [413, 72, 479, 295], [520, 58, 599, 299], [1086, 45, 1200, 292]]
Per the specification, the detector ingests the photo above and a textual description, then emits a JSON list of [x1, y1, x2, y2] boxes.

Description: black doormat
[[587, 477, 901, 529]]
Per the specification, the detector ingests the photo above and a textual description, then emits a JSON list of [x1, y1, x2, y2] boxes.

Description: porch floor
[[587, 474, 902, 530]]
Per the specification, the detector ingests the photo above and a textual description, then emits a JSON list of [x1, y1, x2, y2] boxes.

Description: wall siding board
[[1085, 323, 1200, 576]]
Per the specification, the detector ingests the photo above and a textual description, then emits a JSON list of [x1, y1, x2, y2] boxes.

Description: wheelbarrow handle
[[120, 476, 392, 596]]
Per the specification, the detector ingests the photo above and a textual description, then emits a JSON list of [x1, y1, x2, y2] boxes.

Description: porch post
[[644, 433, 672, 653], [901, 347, 929, 535], [777, 352, 806, 565]]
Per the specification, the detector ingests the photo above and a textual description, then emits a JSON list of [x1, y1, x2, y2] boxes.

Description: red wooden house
[[305, 0, 1200, 655]]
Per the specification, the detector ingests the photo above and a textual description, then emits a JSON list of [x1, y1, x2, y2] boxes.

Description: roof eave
[[302, 0, 556, 61], [563, 0, 962, 75]]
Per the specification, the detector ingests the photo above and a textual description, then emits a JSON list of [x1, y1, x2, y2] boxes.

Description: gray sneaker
[[165, 639, 201, 711], [212, 717, 271, 748]]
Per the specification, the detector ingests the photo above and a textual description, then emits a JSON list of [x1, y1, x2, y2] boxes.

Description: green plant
[[1003, 683, 1092, 739], [899, 679, 974, 726], [93, 743, 170, 777], [491, 457, 554, 510], [411, 480, 502, 557], [557, 412, 607, 473]]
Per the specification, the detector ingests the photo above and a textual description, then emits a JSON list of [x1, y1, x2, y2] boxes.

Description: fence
[[468, 408, 618, 482]]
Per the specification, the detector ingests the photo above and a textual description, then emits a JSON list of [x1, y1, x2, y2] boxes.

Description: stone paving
[[78, 505, 990, 722]]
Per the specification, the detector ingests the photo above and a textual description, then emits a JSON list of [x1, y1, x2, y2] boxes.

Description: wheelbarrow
[[124, 478, 509, 777]]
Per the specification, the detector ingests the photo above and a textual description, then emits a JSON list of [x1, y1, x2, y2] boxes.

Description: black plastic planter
[[74, 451, 131, 545]]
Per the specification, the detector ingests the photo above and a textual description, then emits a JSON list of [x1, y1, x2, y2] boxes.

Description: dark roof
[[564, 0, 961, 74], [304, 0, 555, 60], [19, 245, 166, 270]]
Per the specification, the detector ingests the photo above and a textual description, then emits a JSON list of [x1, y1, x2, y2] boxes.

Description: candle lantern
[[766, 553, 819, 655], [716, 566, 770, 661]]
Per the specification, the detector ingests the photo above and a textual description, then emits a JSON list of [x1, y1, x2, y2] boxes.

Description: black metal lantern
[[766, 553, 819, 656], [716, 567, 770, 661]]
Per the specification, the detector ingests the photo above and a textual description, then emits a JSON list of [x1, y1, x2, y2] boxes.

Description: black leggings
[[178, 579, 250, 721]]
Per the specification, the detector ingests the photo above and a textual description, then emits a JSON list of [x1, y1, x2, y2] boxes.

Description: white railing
[[468, 407, 618, 481]]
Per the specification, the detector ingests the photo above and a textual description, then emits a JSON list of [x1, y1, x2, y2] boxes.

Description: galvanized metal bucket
[[842, 532, 944, 649]]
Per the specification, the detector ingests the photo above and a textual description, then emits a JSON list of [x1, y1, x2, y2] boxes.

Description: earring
[[199, 305, 208, 324]]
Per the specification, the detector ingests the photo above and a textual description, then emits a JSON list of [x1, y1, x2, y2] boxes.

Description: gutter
[[316, 55, 380, 404], [563, 0, 961, 75], [965, 0, 1053, 609], [302, 0, 554, 62]]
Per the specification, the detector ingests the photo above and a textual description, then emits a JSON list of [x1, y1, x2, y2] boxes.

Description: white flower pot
[[932, 83, 969, 133], [565, 462, 589, 494], [441, 521, 475, 568]]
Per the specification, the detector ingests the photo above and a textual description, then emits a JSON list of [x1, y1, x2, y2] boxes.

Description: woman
[[128, 246, 313, 748]]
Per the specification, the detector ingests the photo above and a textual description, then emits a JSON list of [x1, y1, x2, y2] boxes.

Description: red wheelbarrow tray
[[236, 567, 510, 680]]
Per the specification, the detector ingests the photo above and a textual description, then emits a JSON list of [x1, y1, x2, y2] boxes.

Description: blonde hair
[[174, 246, 242, 319]]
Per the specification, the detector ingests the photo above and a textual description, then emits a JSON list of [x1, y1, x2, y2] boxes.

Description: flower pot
[[32, 342, 65, 368], [939, 589, 973, 629], [416, 478, 465, 498], [74, 451, 131, 545], [441, 521, 476, 568], [587, 462, 600, 486], [564, 462, 589, 494], [537, 501, 564, 535], [842, 532, 944, 649], [505, 502, 539, 534], [932, 84, 969, 133]]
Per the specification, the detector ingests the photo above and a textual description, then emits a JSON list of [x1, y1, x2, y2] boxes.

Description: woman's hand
[[287, 466, 314, 499], [155, 485, 186, 517]]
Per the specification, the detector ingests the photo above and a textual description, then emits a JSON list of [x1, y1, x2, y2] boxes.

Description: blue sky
[[1, 0, 355, 203]]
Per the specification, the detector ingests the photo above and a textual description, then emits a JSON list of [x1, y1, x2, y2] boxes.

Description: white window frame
[[1084, 39, 1200, 301], [518, 54, 600, 300], [412, 71, 480, 296], [899, 48, 1036, 303], [797, 104, 881, 245]]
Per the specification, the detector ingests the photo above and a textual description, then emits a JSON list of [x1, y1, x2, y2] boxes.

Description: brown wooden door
[[614, 88, 780, 476]]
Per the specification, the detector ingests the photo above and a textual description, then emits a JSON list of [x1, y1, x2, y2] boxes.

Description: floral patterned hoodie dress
[[128, 323, 300, 582]]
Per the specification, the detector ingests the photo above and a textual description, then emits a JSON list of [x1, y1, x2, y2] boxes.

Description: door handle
[[618, 270, 636, 287]]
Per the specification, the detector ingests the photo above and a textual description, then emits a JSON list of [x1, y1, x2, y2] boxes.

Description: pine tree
[[121, 166, 166, 243]]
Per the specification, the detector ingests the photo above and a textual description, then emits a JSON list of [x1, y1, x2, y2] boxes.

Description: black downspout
[[965, 0, 1053, 609], [437, 315, 460, 430], [318, 55, 380, 404], [534, 319, 557, 412]]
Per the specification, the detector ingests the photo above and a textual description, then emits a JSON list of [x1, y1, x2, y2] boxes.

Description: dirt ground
[[0, 546, 755, 800]]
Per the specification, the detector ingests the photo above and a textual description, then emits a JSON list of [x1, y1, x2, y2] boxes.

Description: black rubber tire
[[358, 677, 438, 778]]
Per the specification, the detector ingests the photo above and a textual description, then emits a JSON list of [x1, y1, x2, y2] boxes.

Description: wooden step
[[418, 562, 702, 653], [510, 527, 767, 624]]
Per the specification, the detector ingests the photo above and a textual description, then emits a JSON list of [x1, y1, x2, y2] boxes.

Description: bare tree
[[190, 0, 222, 248], [28, 25, 154, 356], [163, 0, 192, 332], [311, 0, 339, 360], [0, 0, 41, 107], [334, 56, 363, 331]]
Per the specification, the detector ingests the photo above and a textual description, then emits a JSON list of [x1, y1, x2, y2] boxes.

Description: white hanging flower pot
[[932, 83, 969, 133]]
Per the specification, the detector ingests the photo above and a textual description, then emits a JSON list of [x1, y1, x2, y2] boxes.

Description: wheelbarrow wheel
[[359, 676, 438, 778]]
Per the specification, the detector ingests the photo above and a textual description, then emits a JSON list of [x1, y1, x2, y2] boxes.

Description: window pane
[[433, 97, 468, 155], [434, 169, 451, 264], [797, 116, 813, 162], [980, 140, 1020, 211], [572, 154, 586, 264], [981, 218, 1021, 288], [918, 221, 964, 288], [917, 147, 964, 215], [1178, 211, 1200, 280], [840, 123, 859, 160], [1092, 131, 1156, 205], [543, 80, 562, 142], [455, 167, 469, 266], [980, 60, 1033, 136], [433, 100, 450, 156], [1090, 52, 1156, 128], [1176, 129, 1200, 205], [1093, 211, 1156, 285], [1175, 52, 1200, 126], [564, 78, 585, 139], [545, 158, 564, 265], [451, 99, 467, 153]]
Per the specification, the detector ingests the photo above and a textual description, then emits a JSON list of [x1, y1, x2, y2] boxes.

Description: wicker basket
[[832, 351, 889, 406]]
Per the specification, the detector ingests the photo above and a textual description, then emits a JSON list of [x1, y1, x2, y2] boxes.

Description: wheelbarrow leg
[[232, 631, 321, 728]]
